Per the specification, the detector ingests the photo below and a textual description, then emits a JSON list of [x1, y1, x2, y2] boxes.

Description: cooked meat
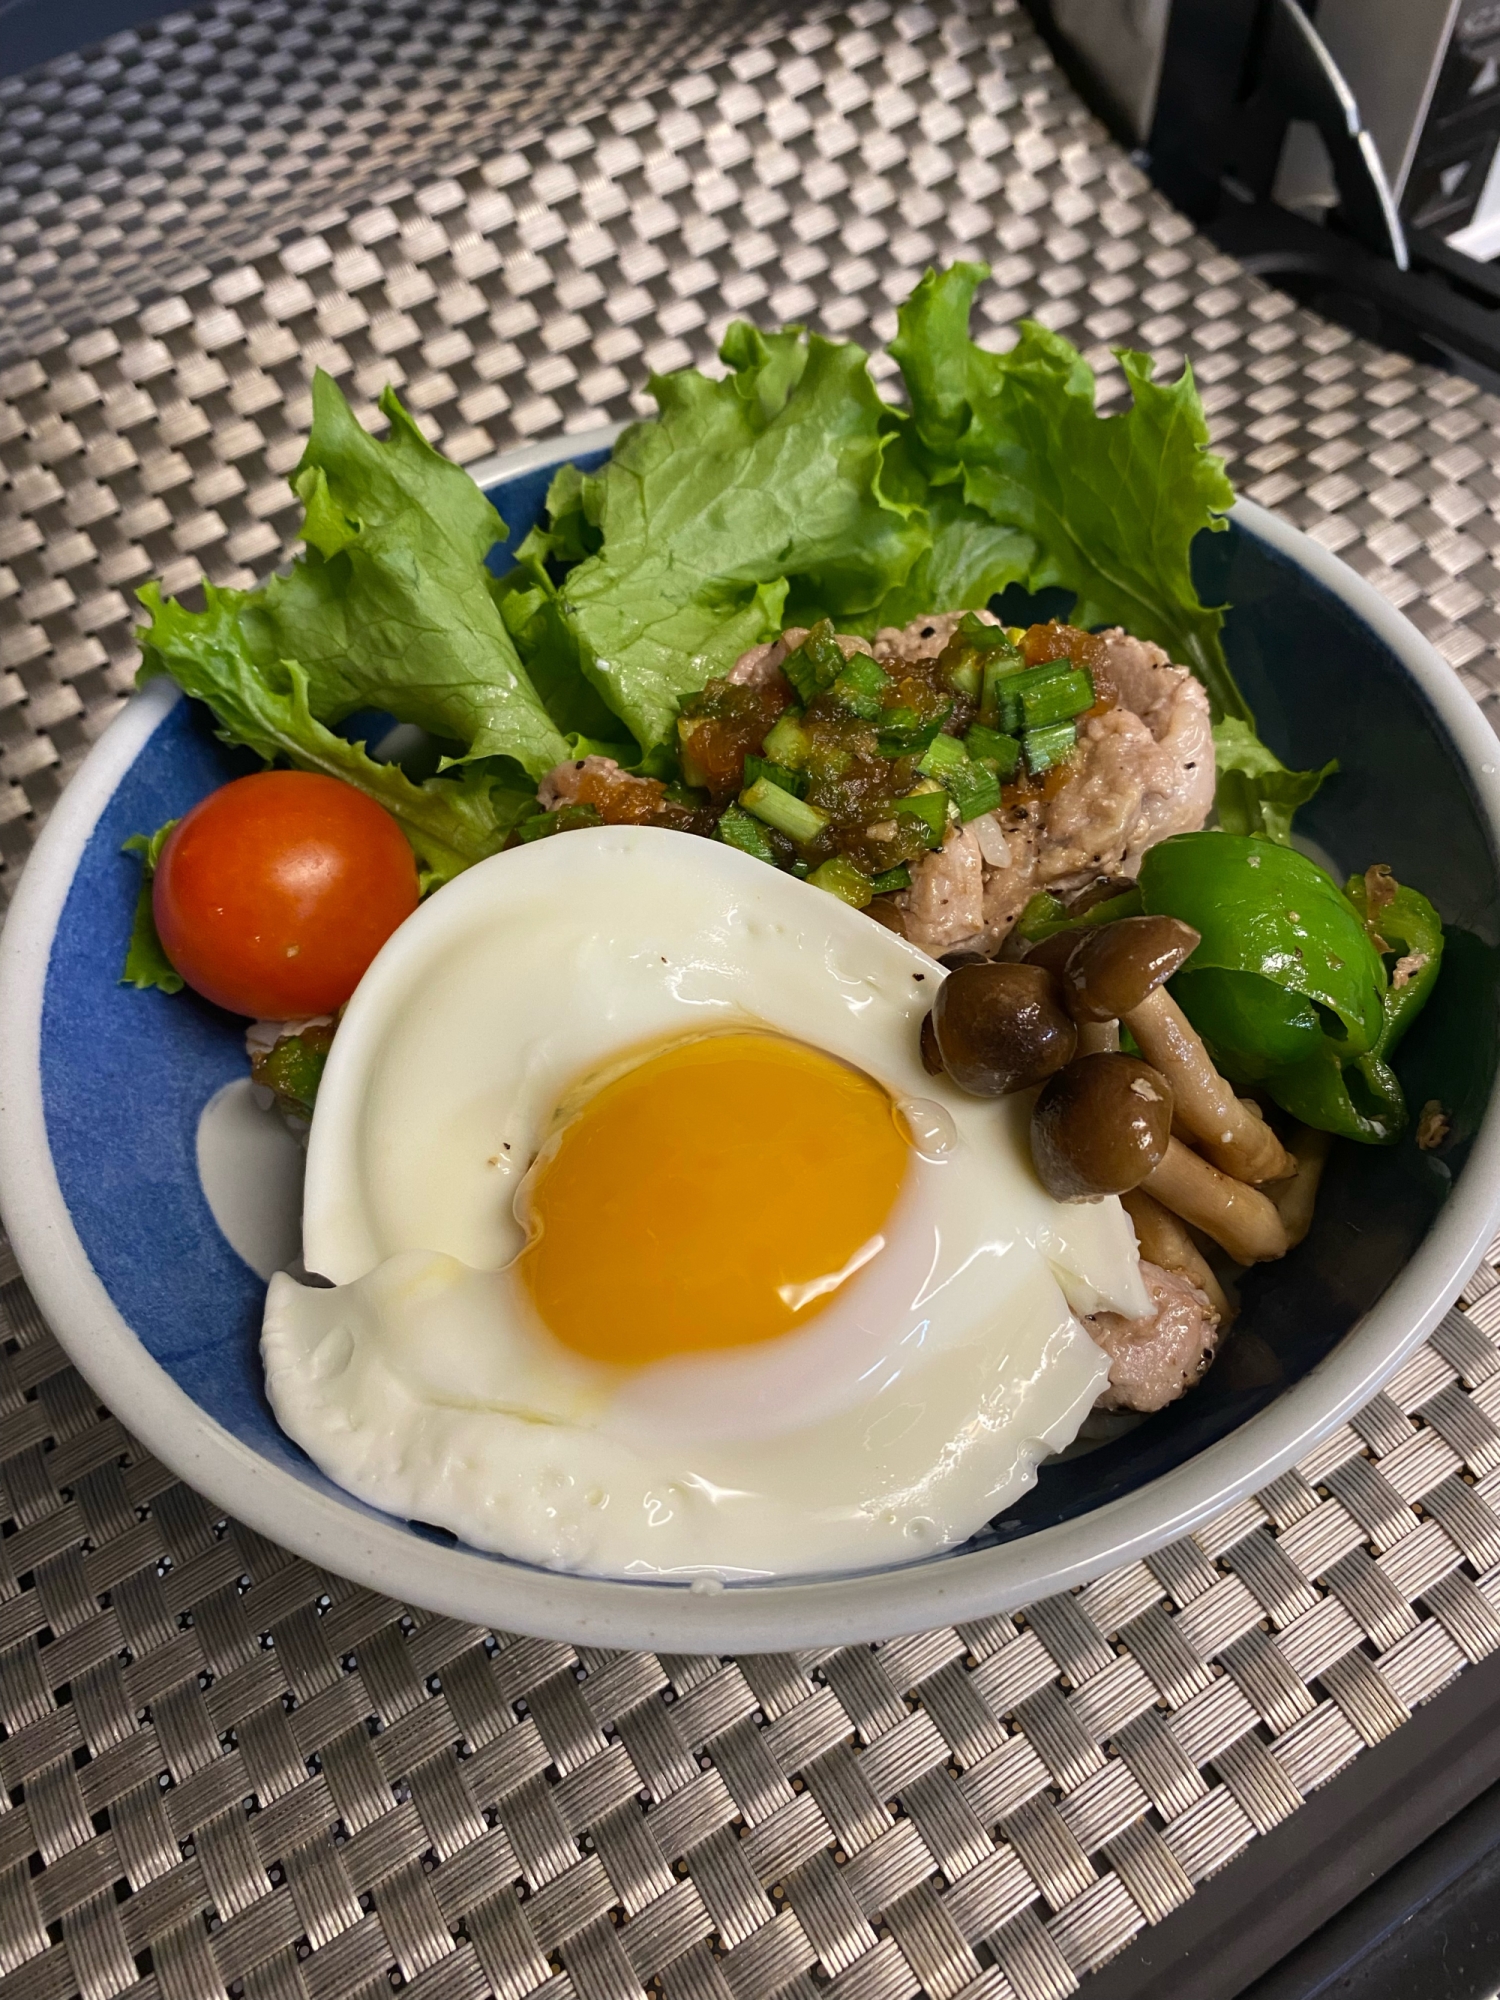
[[873, 607, 1004, 666], [892, 626, 1215, 954], [895, 822, 986, 956], [537, 753, 624, 809], [1086, 1260, 1222, 1412], [731, 626, 869, 688]]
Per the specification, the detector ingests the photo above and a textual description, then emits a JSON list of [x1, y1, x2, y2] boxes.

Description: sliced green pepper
[[1139, 832, 1386, 1078], [1013, 885, 1143, 946], [1266, 871, 1445, 1144], [1346, 867, 1445, 1061]]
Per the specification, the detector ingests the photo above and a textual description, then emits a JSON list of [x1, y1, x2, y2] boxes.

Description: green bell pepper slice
[[1138, 832, 1387, 1079], [1346, 866, 1444, 1061], [1265, 870, 1445, 1144]]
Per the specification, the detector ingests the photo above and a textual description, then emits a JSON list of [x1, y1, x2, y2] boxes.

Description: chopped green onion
[[791, 859, 811, 879], [743, 755, 806, 798], [879, 706, 949, 756], [1018, 665, 1094, 730], [985, 658, 1065, 733], [514, 801, 604, 843], [741, 775, 829, 844], [869, 864, 912, 893], [916, 731, 969, 780], [830, 654, 892, 722], [808, 857, 874, 909], [948, 762, 1002, 822], [762, 710, 811, 769], [781, 619, 848, 703], [893, 789, 950, 848], [980, 653, 1027, 730], [716, 804, 777, 865], [960, 612, 1019, 651], [1023, 718, 1079, 775], [946, 656, 981, 699], [964, 722, 1021, 778]]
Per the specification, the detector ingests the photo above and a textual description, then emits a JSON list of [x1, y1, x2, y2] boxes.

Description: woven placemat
[[5, 0, 1500, 1992]]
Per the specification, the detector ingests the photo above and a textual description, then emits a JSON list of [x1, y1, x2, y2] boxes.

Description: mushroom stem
[[1125, 988, 1292, 1183], [1121, 1188, 1233, 1322], [1269, 1124, 1334, 1249], [1143, 1138, 1289, 1263], [1076, 1020, 1120, 1056]]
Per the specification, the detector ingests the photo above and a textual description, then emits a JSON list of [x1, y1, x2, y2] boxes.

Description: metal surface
[[5, 0, 1500, 1991]]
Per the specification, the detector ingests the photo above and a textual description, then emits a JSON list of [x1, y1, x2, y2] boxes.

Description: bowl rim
[[4, 481, 1500, 1652]]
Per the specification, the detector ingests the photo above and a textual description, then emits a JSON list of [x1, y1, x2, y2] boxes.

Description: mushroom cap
[[1026, 928, 1087, 982], [919, 1010, 944, 1077], [1062, 874, 1136, 915], [930, 961, 1078, 1097], [1030, 1053, 1174, 1200], [1063, 914, 1200, 1024]]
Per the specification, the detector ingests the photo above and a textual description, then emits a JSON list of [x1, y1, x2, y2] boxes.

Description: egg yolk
[[516, 1031, 909, 1367]]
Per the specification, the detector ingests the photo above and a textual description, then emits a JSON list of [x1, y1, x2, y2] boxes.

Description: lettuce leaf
[[139, 584, 534, 888], [140, 373, 569, 780], [1213, 718, 1339, 845], [121, 821, 183, 993], [859, 483, 1035, 634], [891, 263, 1330, 838], [528, 322, 929, 754]]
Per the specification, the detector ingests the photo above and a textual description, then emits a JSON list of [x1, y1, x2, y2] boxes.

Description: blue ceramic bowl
[[3, 433, 1500, 1651]]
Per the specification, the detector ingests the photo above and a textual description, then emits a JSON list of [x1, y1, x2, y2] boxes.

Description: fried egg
[[262, 827, 1147, 1578]]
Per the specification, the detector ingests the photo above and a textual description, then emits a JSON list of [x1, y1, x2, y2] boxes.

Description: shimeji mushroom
[[1061, 916, 1292, 1185], [925, 961, 1077, 1097], [1142, 1138, 1289, 1264], [1030, 1054, 1174, 1202], [1031, 1052, 1289, 1264], [1269, 1125, 1334, 1249], [1121, 1187, 1233, 1323]]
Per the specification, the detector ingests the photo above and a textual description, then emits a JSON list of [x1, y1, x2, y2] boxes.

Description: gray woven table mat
[[4, 0, 1500, 1992]]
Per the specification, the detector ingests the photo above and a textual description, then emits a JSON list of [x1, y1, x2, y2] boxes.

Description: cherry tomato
[[153, 771, 420, 1018]]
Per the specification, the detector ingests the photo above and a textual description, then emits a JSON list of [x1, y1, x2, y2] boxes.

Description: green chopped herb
[[964, 722, 1021, 778], [878, 706, 949, 756], [916, 731, 969, 780], [741, 774, 829, 844], [743, 755, 807, 798], [513, 801, 604, 842], [1023, 719, 1078, 775], [782, 619, 849, 703], [948, 761, 1002, 822], [762, 709, 811, 769], [716, 803, 778, 864], [1019, 664, 1094, 730], [978, 649, 1027, 729], [869, 863, 912, 893], [893, 789, 950, 848], [808, 856, 874, 908], [830, 653, 893, 721]]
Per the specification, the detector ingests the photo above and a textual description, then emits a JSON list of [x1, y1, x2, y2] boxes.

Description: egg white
[[263, 827, 1147, 1578]]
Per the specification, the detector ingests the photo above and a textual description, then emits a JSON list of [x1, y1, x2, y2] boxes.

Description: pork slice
[[892, 822, 986, 956], [1036, 708, 1167, 892], [1086, 1261, 1222, 1413], [1035, 631, 1214, 892], [1117, 664, 1214, 871], [727, 637, 791, 688], [975, 807, 1041, 953], [537, 753, 625, 809], [873, 606, 1002, 667]]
